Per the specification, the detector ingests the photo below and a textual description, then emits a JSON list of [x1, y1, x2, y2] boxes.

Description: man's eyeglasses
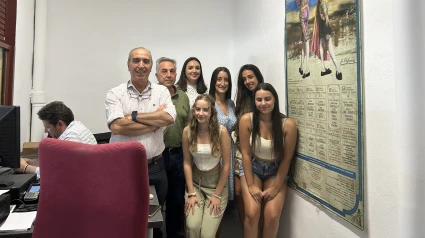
[[128, 89, 151, 100]]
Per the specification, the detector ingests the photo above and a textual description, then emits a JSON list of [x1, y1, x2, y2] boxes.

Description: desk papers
[[0, 211, 36, 231]]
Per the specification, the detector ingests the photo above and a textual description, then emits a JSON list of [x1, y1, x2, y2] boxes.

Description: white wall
[[393, 1, 425, 237], [233, 0, 399, 237], [15, 0, 235, 136], [44, 0, 235, 134], [14, 0, 404, 237]]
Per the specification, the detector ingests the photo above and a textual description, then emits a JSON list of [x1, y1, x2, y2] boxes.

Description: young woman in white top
[[239, 83, 297, 238], [183, 94, 231, 238], [176, 57, 208, 108]]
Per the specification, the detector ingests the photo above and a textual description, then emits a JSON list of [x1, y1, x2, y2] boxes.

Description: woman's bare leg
[[242, 176, 263, 238], [262, 179, 288, 238], [234, 175, 245, 227]]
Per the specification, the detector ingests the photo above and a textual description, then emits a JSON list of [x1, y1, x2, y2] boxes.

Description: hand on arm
[[110, 118, 157, 136], [208, 126, 231, 216], [263, 118, 297, 201], [113, 104, 172, 135], [106, 89, 157, 136], [134, 87, 176, 127], [182, 127, 199, 215], [133, 104, 174, 127]]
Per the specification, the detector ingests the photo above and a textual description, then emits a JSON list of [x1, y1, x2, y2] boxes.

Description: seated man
[[14, 101, 97, 178]]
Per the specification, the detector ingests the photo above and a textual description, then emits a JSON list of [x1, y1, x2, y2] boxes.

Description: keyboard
[[0, 167, 14, 175]]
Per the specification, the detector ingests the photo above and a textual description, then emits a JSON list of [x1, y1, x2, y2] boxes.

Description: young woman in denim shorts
[[233, 64, 265, 228], [183, 94, 231, 238], [239, 83, 297, 238]]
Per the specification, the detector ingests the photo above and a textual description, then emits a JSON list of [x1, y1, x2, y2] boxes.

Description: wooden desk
[[0, 186, 163, 237]]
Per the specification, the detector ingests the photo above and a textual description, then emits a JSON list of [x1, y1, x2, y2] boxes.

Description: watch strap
[[131, 111, 138, 122]]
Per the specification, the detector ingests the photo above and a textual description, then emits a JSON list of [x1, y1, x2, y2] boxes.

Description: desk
[[0, 209, 33, 238], [0, 185, 163, 237], [0, 227, 32, 238], [148, 185, 164, 238]]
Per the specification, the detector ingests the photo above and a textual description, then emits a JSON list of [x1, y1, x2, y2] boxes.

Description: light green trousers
[[185, 166, 228, 238]]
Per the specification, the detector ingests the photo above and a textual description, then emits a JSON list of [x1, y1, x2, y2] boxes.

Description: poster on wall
[[285, 0, 364, 230]]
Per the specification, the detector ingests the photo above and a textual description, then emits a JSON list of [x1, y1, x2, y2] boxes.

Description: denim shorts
[[251, 157, 280, 180]]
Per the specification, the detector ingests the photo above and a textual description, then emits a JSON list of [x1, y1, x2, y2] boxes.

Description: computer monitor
[[0, 106, 20, 168]]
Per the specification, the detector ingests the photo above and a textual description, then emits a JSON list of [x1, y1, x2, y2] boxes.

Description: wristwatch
[[131, 111, 138, 122]]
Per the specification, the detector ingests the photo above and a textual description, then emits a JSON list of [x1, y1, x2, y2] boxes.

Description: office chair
[[33, 138, 149, 238]]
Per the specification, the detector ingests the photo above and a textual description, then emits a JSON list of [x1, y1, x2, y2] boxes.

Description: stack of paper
[[0, 211, 36, 231]]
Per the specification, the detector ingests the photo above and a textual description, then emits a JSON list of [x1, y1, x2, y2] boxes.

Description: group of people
[[297, 0, 343, 80], [17, 46, 298, 238]]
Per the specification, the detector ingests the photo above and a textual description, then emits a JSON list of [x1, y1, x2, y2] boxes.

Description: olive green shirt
[[164, 86, 190, 148]]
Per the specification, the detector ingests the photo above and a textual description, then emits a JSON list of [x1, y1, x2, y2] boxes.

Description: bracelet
[[23, 164, 30, 174], [212, 194, 222, 200], [187, 192, 196, 198]]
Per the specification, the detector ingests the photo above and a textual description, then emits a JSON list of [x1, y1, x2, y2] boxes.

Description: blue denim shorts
[[251, 157, 280, 180]]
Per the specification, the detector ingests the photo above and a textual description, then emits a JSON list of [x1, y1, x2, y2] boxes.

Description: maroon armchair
[[33, 138, 149, 238]]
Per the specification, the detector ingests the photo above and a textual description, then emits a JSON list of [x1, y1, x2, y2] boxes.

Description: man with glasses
[[155, 57, 189, 238], [105, 47, 176, 238]]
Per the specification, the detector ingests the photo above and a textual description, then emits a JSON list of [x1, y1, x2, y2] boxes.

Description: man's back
[[58, 121, 97, 144]]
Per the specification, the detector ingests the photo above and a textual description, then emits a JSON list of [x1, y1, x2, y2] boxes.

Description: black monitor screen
[[0, 106, 20, 168]]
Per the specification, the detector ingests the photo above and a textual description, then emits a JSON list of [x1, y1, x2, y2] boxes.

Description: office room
[[1, 0, 423, 237]]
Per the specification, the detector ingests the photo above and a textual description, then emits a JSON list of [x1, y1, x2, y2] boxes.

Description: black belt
[[166, 147, 182, 154], [147, 154, 162, 164]]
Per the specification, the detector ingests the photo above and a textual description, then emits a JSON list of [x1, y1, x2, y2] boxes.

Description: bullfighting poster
[[285, 0, 364, 230]]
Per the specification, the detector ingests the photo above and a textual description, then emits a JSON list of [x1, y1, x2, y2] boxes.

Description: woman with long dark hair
[[209, 67, 236, 201], [209, 67, 236, 237], [233, 64, 264, 228], [176, 57, 208, 108], [239, 83, 297, 238]]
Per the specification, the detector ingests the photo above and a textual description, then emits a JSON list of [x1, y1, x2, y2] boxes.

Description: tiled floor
[[162, 200, 243, 238], [220, 200, 243, 238]]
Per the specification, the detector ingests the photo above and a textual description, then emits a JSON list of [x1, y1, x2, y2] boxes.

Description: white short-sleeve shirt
[[105, 80, 176, 160], [35, 120, 96, 179], [58, 121, 97, 144]]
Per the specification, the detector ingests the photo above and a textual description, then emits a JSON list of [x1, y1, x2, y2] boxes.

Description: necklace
[[198, 131, 209, 135]]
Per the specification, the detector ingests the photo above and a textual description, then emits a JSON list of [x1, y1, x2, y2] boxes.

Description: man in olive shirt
[[155, 57, 189, 238]]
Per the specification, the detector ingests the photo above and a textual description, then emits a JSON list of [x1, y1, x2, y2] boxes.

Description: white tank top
[[189, 125, 222, 171], [250, 113, 287, 161]]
